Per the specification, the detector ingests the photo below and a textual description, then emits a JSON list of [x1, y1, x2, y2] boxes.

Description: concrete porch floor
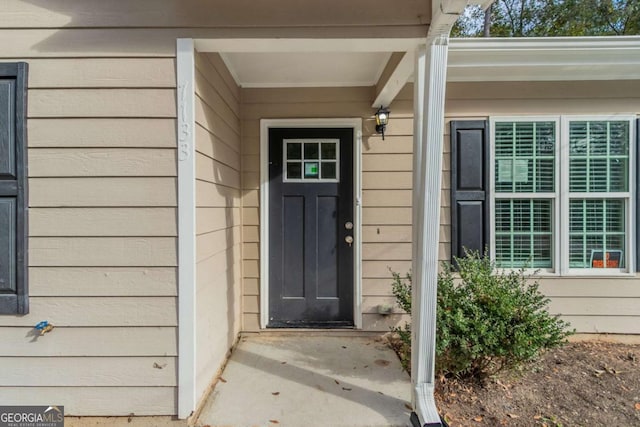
[[195, 334, 412, 427]]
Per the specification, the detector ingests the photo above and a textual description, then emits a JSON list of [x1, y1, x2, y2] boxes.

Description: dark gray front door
[[268, 127, 354, 327]]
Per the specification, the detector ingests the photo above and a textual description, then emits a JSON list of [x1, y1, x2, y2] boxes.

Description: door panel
[[282, 195, 304, 298], [268, 127, 354, 327], [317, 196, 338, 298]]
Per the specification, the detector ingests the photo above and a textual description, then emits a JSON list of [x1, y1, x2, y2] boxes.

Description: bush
[[390, 251, 573, 380], [390, 270, 412, 370]]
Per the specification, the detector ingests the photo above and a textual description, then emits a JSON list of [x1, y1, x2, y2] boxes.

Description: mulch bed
[[435, 341, 640, 426]]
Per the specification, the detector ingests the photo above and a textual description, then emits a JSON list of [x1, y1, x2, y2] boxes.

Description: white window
[[490, 115, 635, 275]]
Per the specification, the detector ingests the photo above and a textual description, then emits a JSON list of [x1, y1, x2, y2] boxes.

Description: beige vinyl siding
[[0, 388, 176, 416], [445, 80, 640, 334], [2, 357, 176, 386], [240, 86, 418, 332], [0, 25, 178, 416], [0, 327, 177, 357], [364, 85, 448, 329], [193, 52, 242, 403], [29, 148, 176, 176], [30, 177, 177, 207], [26, 58, 177, 88], [0, 0, 428, 29], [30, 208, 177, 236], [29, 118, 177, 148], [29, 267, 176, 296]]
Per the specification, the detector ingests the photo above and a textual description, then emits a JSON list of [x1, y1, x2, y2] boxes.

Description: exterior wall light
[[375, 106, 390, 140]]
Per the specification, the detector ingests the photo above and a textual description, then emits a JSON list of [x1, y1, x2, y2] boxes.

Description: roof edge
[[448, 36, 640, 82], [450, 35, 640, 50]]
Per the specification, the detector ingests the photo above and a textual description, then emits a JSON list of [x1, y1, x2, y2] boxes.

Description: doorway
[[267, 127, 355, 327]]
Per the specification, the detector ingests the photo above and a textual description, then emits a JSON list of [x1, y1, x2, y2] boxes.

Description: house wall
[[193, 52, 242, 402], [445, 80, 640, 334], [240, 86, 417, 332], [241, 80, 640, 336], [0, 58, 178, 414], [0, 0, 432, 417]]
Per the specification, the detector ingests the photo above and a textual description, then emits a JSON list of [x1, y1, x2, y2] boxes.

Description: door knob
[[345, 235, 354, 247]]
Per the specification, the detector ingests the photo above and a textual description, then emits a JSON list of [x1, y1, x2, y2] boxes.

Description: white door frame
[[260, 118, 363, 329]]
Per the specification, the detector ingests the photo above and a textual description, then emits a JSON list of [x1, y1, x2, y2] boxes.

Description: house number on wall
[[178, 81, 192, 161]]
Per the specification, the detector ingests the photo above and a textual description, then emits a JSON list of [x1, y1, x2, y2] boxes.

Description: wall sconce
[[375, 106, 390, 140]]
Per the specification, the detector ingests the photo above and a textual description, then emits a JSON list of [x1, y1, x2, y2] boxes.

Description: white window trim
[[560, 114, 636, 276], [490, 114, 636, 277], [490, 116, 561, 275]]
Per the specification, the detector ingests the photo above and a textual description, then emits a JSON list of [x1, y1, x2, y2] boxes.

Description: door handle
[[345, 235, 353, 247]]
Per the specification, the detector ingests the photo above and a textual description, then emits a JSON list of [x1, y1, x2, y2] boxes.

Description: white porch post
[[411, 34, 449, 427], [176, 38, 197, 419]]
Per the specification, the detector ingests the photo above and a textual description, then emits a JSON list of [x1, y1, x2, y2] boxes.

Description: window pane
[[321, 143, 337, 160], [304, 162, 319, 179], [494, 199, 553, 268], [286, 162, 302, 179], [321, 162, 336, 179], [569, 121, 629, 192], [304, 143, 319, 160], [287, 143, 302, 160], [568, 199, 625, 268], [494, 121, 555, 193], [610, 158, 629, 191]]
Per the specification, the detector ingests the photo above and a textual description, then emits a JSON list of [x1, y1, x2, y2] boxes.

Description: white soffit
[[220, 52, 392, 88], [193, 38, 422, 89], [448, 36, 640, 81]]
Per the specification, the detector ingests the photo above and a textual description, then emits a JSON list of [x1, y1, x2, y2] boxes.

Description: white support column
[[411, 34, 450, 427], [176, 38, 197, 420], [411, 45, 426, 324]]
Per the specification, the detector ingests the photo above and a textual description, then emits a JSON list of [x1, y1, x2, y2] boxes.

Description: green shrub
[[390, 251, 573, 379], [390, 270, 412, 370]]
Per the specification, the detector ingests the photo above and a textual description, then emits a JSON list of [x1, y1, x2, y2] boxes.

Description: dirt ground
[[435, 341, 640, 426]]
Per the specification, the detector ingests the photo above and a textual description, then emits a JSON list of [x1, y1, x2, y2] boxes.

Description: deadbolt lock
[[345, 221, 354, 230]]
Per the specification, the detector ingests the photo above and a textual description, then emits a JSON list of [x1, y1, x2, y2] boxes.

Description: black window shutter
[[0, 63, 28, 314], [450, 120, 490, 263]]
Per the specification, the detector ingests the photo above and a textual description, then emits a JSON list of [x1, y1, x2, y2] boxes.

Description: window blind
[[495, 121, 555, 193]]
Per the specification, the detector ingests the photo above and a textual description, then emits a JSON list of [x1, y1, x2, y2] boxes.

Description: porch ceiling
[[193, 38, 422, 104], [220, 52, 392, 88]]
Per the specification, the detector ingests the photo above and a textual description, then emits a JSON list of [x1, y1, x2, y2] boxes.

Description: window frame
[[560, 114, 636, 276], [489, 114, 636, 277], [490, 116, 561, 274], [282, 138, 341, 183]]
